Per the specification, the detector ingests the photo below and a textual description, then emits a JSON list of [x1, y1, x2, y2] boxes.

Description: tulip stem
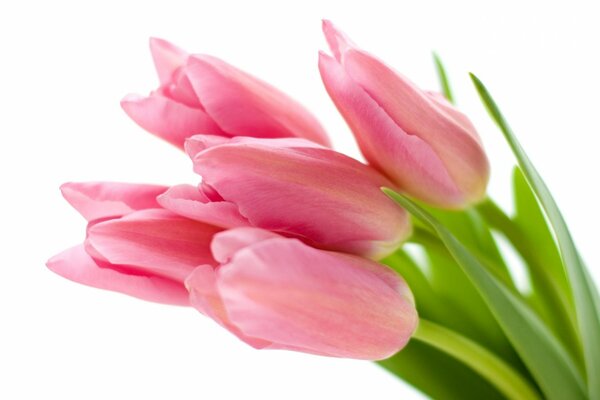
[[412, 319, 541, 400]]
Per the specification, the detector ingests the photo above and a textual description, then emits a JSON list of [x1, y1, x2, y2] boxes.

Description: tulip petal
[[192, 135, 410, 258], [341, 49, 489, 203], [425, 91, 480, 142], [60, 181, 167, 222], [318, 52, 464, 206], [186, 265, 272, 348], [184, 134, 231, 159], [320, 22, 490, 207], [46, 245, 189, 306], [322, 19, 355, 62], [121, 93, 225, 150], [157, 68, 202, 109], [88, 209, 220, 282], [210, 227, 282, 263], [218, 238, 417, 359], [185, 134, 325, 159], [149, 37, 188, 85], [185, 55, 330, 146], [157, 184, 250, 228]]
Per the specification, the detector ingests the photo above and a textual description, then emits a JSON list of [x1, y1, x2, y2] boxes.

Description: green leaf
[[381, 251, 515, 398], [383, 249, 482, 336], [470, 73, 600, 399], [408, 213, 522, 368], [433, 53, 454, 103], [413, 319, 541, 400], [384, 188, 586, 400], [512, 167, 568, 296], [513, 168, 580, 358], [378, 340, 506, 400], [477, 193, 582, 365], [425, 206, 514, 287]]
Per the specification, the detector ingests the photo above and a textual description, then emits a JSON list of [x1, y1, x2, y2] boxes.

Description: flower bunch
[[48, 21, 600, 400]]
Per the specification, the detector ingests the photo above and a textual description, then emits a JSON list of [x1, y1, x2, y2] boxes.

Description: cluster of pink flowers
[[47, 21, 489, 360]]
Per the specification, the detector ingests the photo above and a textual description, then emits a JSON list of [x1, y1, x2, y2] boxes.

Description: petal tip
[[317, 51, 337, 71], [184, 134, 229, 159], [59, 182, 81, 202], [45, 255, 59, 272], [321, 19, 352, 61]]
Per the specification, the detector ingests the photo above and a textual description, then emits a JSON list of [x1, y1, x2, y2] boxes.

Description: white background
[[1, 1, 599, 398]]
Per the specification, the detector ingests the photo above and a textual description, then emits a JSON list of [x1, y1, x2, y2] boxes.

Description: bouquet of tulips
[[47, 21, 600, 400]]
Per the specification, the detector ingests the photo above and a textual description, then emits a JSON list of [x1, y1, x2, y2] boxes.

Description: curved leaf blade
[[433, 53, 454, 103], [379, 340, 506, 400], [384, 188, 586, 400], [470, 73, 600, 399], [414, 319, 541, 400]]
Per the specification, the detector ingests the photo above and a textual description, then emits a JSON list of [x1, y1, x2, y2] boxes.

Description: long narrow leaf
[[408, 226, 524, 367], [380, 251, 507, 399], [414, 319, 541, 400], [384, 188, 586, 400], [433, 53, 454, 103], [379, 340, 506, 400], [470, 73, 600, 399], [477, 194, 582, 364]]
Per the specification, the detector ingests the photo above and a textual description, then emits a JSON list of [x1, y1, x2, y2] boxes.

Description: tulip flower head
[[157, 134, 412, 260], [122, 38, 330, 148], [47, 182, 220, 305], [319, 20, 490, 208], [186, 227, 418, 360]]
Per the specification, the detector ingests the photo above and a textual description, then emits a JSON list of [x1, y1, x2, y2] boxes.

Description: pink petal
[[318, 52, 464, 206], [193, 135, 411, 259], [322, 19, 355, 62], [184, 134, 231, 159], [157, 68, 202, 108], [210, 228, 282, 263], [199, 182, 224, 201], [425, 91, 481, 144], [218, 238, 417, 359], [185, 134, 325, 159], [185, 55, 330, 146], [60, 181, 168, 222], [186, 265, 272, 349], [157, 184, 250, 228], [46, 245, 189, 306], [149, 37, 188, 85], [341, 49, 489, 203], [87, 209, 220, 282], [121, 93, 225, 150]]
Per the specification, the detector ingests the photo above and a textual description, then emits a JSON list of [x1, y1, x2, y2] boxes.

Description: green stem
[[413, 319, 541, 400]]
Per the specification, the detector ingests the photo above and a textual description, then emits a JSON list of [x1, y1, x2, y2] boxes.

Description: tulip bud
[[46, 182, 219, 305], [186, 227, 418, 360], [319, 20, 490, 208], [121, 38, 330, 149], [158, 134, 411, 260]]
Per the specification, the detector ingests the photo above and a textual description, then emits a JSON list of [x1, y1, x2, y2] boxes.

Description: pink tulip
[[186, 227, 418, 360], [121, 38, 330, 149], [46, 182, 221, 305], [158, 134, 411, 259], [48, 185, 418, 360], [319, 20, 490, 208]]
